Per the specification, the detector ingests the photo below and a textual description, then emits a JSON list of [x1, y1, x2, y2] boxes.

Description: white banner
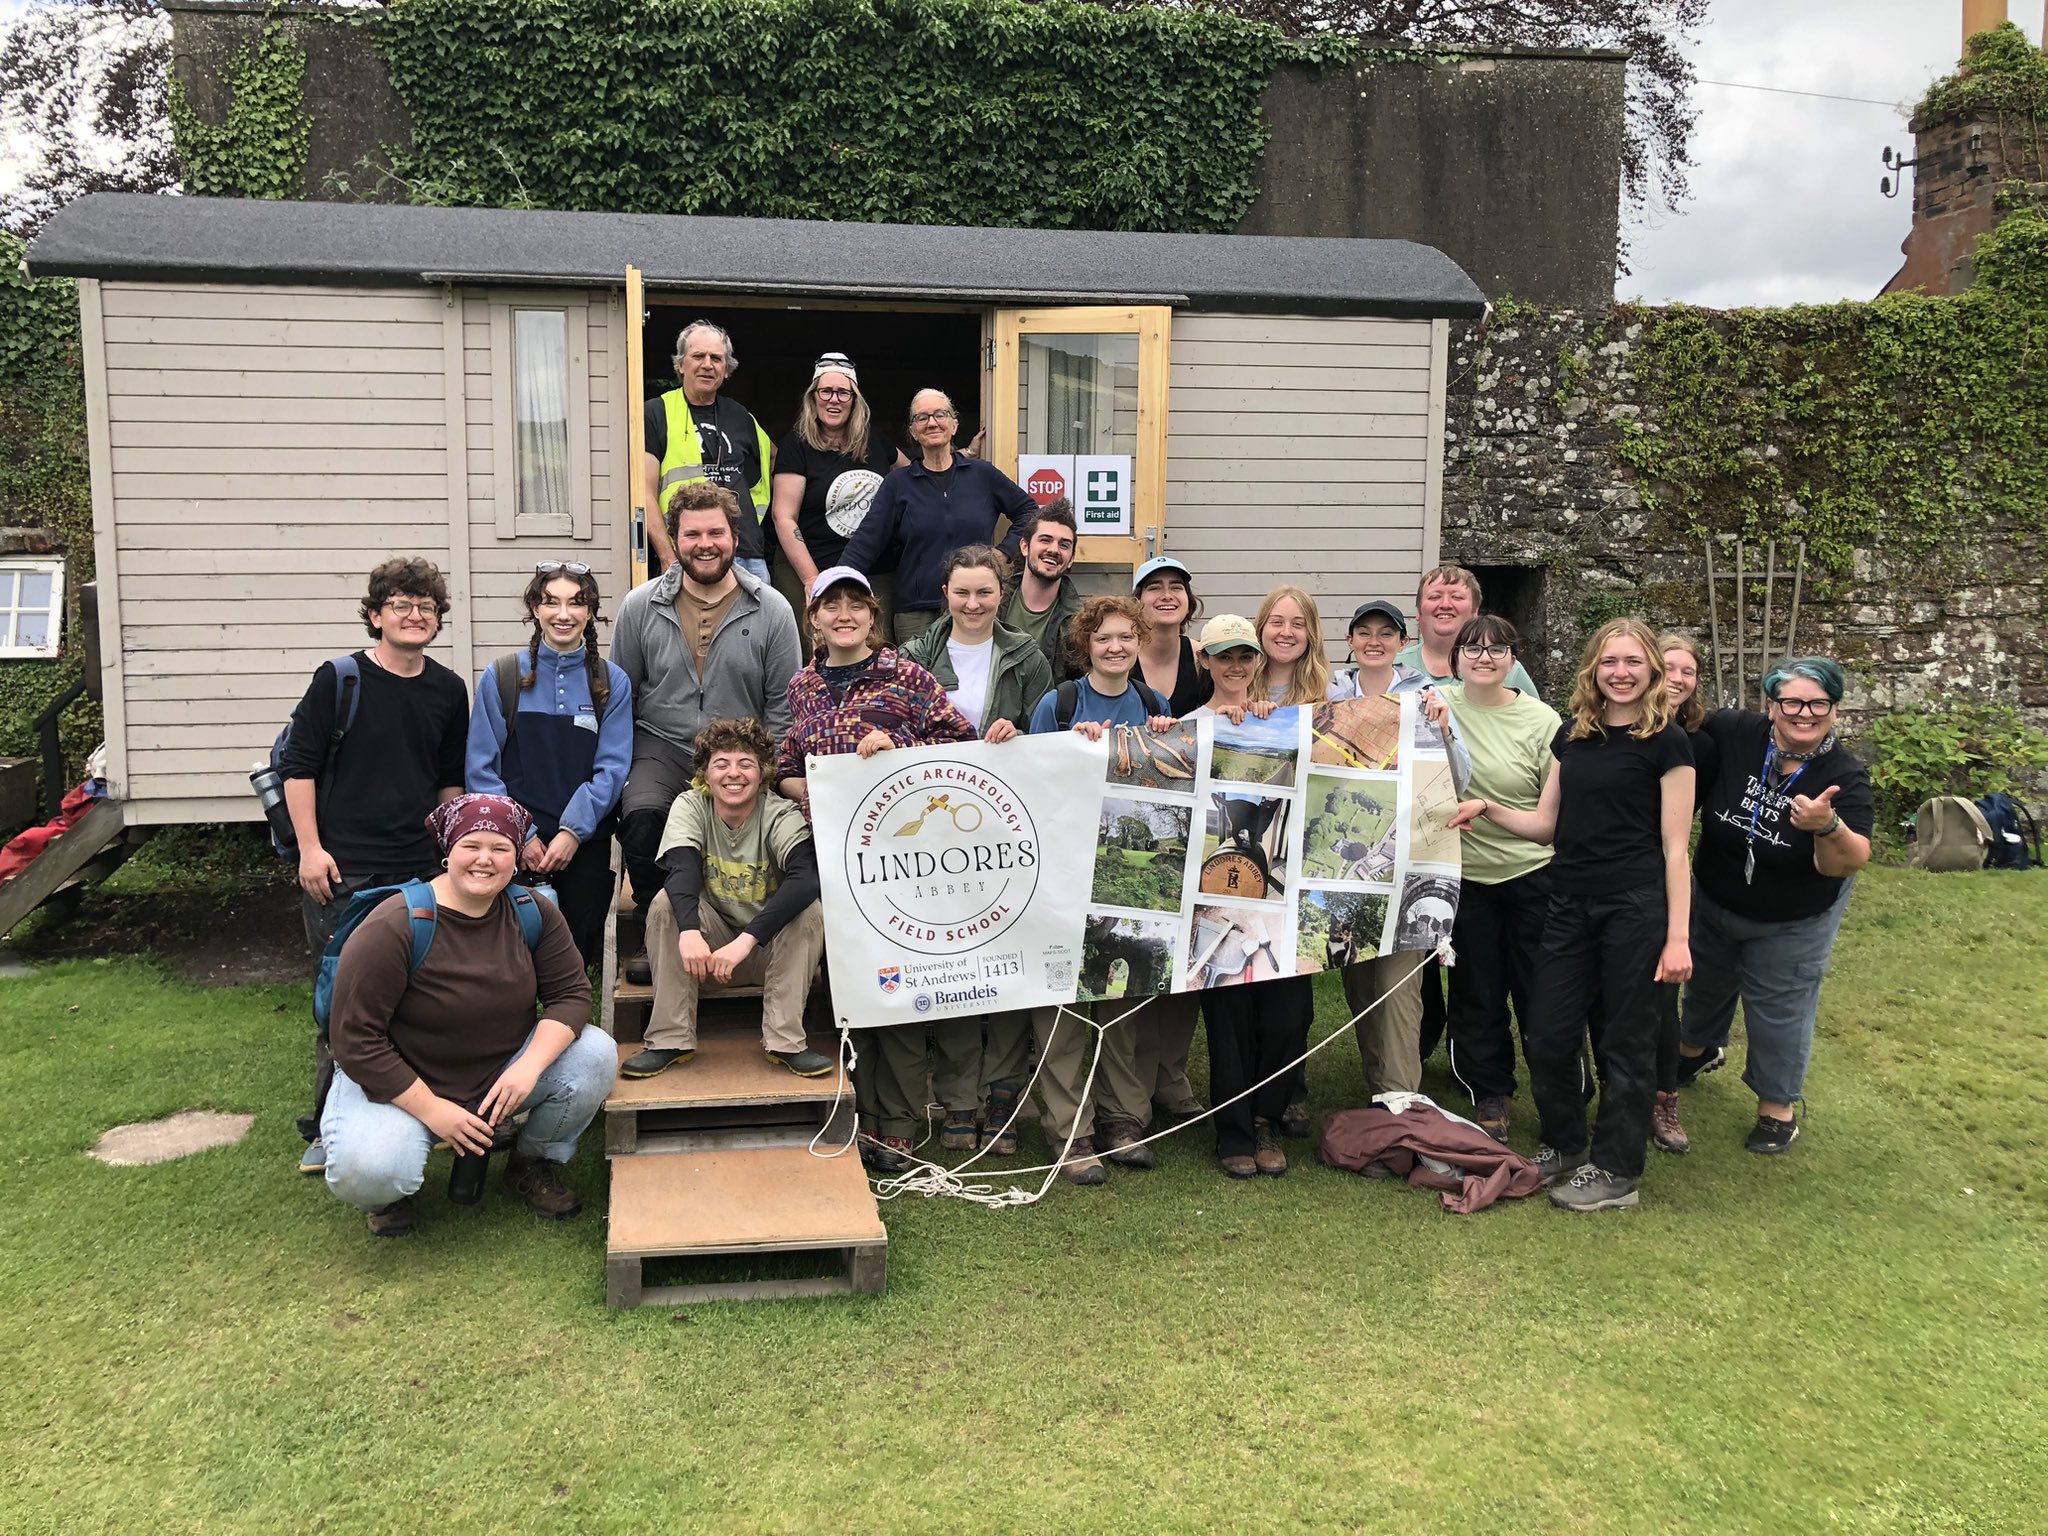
[[811, 695, 1461, 1026]]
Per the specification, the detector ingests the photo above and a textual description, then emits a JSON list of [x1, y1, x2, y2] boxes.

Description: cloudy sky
[[1626, 0, 2046, 306]]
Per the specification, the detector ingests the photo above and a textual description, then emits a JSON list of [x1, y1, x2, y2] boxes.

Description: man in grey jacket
[[613, 483, 803, 955]]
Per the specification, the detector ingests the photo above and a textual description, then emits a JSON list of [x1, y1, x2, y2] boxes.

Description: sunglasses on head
[[535, 561, 592, 576]]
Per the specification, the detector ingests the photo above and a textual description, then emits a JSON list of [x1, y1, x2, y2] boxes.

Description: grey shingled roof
[[28, 194, 1485, 318]]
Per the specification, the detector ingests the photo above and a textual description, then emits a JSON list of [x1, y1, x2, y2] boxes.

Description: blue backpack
[[312, 878, 546, 1032], [1976, 793, 2041, 871], [266, 654, 364, 858]]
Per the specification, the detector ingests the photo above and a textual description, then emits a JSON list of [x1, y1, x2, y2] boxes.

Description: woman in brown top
[[322, 793, 616, 1237]]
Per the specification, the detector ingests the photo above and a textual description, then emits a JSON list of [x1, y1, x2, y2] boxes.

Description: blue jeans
[[1682, 880, 1853, 1106], [321, 1024, 617, 1210], [737, 557, 770, 584]]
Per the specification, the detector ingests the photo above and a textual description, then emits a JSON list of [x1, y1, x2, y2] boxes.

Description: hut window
[[0, 558, 64, 659], [513, 309, 573, 525]]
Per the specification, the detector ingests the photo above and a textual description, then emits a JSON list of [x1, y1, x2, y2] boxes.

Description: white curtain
[[514, 310, 572, 523]]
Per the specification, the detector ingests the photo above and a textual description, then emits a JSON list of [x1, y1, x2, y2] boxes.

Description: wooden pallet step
[[606, 1145, 886, 1306], [611, 978, 765, 1007], [605, 1035, 851, 1154]]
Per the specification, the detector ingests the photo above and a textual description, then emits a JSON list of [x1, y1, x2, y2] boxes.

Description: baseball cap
[[1348, 600, 1408, 636], [1198, 614, 1260, 655], [1132, 556, 1193, 593], [808, 565, 873, 603]]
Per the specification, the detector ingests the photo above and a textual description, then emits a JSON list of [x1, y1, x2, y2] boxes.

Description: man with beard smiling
[[999, 497, 1082, 681], [612, 484, 803, 980]]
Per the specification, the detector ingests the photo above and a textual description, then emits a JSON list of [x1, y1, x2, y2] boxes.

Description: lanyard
[[1744, 740, 1808, 884]]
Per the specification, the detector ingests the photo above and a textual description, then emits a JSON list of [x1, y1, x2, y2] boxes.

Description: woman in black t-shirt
[[1449, 617, 1694, 1212], [1673, 656, 1873, 1157], [768, 353, 907, 623], [1644, 631, 1716, 1155]]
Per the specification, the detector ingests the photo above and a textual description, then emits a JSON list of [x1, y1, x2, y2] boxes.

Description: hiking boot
[[982, 1082, 1021, 1156], [624, 951, 652, 986], [1058, 1137, 1107, 1186], [1253, 1119, 1288, 1177], [621, 1047, 693, 1078], [1652, 1090, 1691, 1155], [766, 1047, 834, 1078], [1746, 1112, 1801, 1155], [1155, 1094, 1206, 1118], [505, 1156, 583, 1220], [1279, 1101, 1311, 1139], [941, 1108, 981, 1152], [1532, 1144, 1583, 1188], [298, 1137, 327, 1176], [1549, 1165, 1639, 1212], [1219, 1154, 1258, 1180], [1098, 1120, 1155, 1169], [1474, 1094, 1512, 1142], [366, 1196, 416, 1238], [1675, 1045, 1725, 1089], [858, 1133, 914, 1174]]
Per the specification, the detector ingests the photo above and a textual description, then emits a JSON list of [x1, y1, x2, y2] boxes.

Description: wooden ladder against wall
[[601, 885, 885, 1308]]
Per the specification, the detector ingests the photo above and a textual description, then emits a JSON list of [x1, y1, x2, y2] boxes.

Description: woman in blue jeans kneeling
[[321, 793, 617, 1238], [1675, 656, 1873, 1154]]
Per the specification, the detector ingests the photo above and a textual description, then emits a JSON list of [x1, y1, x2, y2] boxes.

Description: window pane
[[514, 310, 572, 522], [16, 611, 48, 648], [19, 571, 51, 609], [1017, 333, 1139, 457]]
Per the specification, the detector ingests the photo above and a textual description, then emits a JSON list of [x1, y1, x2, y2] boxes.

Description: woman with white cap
[[769, 352, 907, 630], [1132, 555, 1215, 716]]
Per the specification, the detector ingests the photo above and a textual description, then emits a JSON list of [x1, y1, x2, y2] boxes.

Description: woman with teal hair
[[1675, 656, 1874, 1155]]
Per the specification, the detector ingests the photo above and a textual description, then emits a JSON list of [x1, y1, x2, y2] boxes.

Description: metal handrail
[[31, 676, 87, 819]]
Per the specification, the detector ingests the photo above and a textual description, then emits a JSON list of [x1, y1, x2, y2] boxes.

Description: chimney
[[1963, 0, 2007, 48]]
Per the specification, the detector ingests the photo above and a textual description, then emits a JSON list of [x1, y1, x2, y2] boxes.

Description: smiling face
[[1459, 636, 1515, 686], [676, 326, 730, 405], [370, 591, 441, 653], [1595, 632, 1653, 710], [1088, 615, 1139, 681], [1138, 572, 1191, 631], [672, 505, 737, 588], [445, 830, 517, 902], [1025, 521, 1077, 581], [1348, 616, 1403, 670], [533, 576, 591, 652], [1662, 646, 1699, 709], [910, 390, 957, 455], [1769, 674, 1836, 752], [813, 585, 876, 657], [1418, 577, 1477, 645], [945, 562, 1003, 635], [1207, 644, 1260, 701], [704, 747, 766, 817], [1260, 595, 1312, 666]]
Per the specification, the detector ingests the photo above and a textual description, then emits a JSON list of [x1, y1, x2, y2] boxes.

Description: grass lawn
[[2, 866, 2044, 1533]]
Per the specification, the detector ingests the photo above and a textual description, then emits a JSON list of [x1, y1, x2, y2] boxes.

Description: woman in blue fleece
[[466, 562, 633, 964]]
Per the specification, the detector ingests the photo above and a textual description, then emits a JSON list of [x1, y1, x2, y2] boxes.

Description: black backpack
[[1052, 677, 1167, 730], [1977, 793, 2042, 871], [262, 655, 364, 858]]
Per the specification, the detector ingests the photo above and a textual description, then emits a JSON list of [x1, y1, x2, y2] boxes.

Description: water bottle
[[447, 1098, 491, 1205], [527, 882, 558, 908], [248, 761, 295, 852]]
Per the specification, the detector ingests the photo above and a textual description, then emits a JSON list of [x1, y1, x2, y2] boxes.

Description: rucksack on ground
[[254, 654, 364, 858], [1909, 796, 1994, 873], [1976, 792, 2042, 871], [311, 878, 545, 1032]]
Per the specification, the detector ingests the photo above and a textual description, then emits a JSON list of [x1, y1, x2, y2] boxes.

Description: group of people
[[279, 333, 1874, 1238]]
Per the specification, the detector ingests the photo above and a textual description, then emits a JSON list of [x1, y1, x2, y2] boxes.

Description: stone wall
[[1436, 311, 2048, 736]]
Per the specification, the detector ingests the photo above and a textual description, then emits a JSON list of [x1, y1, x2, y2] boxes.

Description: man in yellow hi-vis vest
[[640, 319, 774, 579]]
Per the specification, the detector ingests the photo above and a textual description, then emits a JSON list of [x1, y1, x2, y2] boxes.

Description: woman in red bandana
[[320, 793, 617, 1238]]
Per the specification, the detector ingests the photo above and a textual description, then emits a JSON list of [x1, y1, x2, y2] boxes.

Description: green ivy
[[1915, 21, 2048, 128], [371, 0, 1345, 230], [1865, 701, 2048, 839], [168, 20, 313, 201], [1613, 201, 2048, 571]]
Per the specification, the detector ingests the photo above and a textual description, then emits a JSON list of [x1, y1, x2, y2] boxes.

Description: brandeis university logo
[[845, 759, 1041, 957]]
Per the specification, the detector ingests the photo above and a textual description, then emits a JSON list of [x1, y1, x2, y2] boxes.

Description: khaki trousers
[[1031, 999, 1152, 1144], [1134, 991, 1203, 1110], [932, 1010, 1035, 1112], [1344, 952, 1426, 1096], [645, 891, 823, 1053], [851, 1022, 929, 1141]]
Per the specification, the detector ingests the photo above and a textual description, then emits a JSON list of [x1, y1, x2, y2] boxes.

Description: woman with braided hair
[[466, 561, 633, 964]]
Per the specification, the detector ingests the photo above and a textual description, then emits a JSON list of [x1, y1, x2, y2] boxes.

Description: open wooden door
[[626, 265, 649, 588], [987, 306, 1171, 573]]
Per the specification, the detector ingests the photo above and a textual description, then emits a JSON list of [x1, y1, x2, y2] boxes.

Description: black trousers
[[1205, 977, 1310, 1158], [1445, 865, 1552, 1102], [1418, 955, 1446, 1061], [1526, 882, 1666, 1181], [1655, 981, 1682, 1093], [547, 822, 617, 968]]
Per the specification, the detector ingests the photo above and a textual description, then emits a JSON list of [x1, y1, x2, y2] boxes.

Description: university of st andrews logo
[[877, 966, 901, 994]]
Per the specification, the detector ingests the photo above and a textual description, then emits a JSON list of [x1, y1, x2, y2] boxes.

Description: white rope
[[831, 944, 1444, 1207]]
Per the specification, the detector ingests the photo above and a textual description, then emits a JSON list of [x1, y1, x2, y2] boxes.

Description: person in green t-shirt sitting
[[625, 717, 830, 1080]]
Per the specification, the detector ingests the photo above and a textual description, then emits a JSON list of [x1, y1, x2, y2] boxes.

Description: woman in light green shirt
[[1437, 615, 1562, 1142]]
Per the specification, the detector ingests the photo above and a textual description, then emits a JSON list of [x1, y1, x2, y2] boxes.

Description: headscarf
[[427, 792, 532, 856]]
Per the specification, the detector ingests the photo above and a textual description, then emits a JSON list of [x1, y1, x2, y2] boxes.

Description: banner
[[810, 695, 1461, 1026]]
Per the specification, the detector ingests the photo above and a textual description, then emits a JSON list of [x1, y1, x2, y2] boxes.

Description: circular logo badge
[[824, 469, 884, 538], [843, 759, 1041, 957]]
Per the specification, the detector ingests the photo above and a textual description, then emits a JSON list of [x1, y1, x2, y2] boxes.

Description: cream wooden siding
[[1162, 314, 1447, 656], [88, 279, 627, 824]]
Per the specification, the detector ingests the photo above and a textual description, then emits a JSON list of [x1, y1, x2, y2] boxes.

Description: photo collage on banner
[[1079, 719, 1201, 1004], [1298, 693, 1461, 971]]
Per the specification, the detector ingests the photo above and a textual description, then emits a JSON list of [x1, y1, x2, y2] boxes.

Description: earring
[[440, 858, 449, 869]]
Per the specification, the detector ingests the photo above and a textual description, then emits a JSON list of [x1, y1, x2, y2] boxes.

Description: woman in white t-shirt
[[898, 545, 1056, 1155]]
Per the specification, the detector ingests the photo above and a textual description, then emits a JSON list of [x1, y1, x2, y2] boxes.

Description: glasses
[[535, 561, 591, 576], [910, 410, 957, 425], [815, 387, 854, 402], [382, 599, 439, 617], [1458, 643, 1512, 660], [1772, 696, 1834, 718]]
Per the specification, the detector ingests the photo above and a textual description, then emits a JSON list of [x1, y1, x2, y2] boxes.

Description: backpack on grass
[[1909, 796, 1994, 873], [261, 654, 364, 859], [311, 879, 545, 1033], [1976, 792, 2042, 871]]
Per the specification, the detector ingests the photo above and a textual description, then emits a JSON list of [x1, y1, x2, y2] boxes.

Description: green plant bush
[[1864, 701, 2048, 841], [168, 22, 312, 200], [372, 0, 1343, 230], [1915, 20, 2048, 127]]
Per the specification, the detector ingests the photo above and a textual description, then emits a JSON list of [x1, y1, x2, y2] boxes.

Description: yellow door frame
[[625, 265, 649, 589]]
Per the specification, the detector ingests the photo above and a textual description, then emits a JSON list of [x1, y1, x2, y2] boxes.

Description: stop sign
[[1026, 467, 1066, 505]]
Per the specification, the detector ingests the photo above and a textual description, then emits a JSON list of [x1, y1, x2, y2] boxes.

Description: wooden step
[[606, 1145, 886, 1306], [612, 978, 764, 1008], [604, 1035, 851, 1155]]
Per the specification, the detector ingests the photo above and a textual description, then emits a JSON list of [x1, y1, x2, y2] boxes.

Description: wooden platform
[[604, 1035, 852, 1156], [607, 1145, 886, 1306]]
